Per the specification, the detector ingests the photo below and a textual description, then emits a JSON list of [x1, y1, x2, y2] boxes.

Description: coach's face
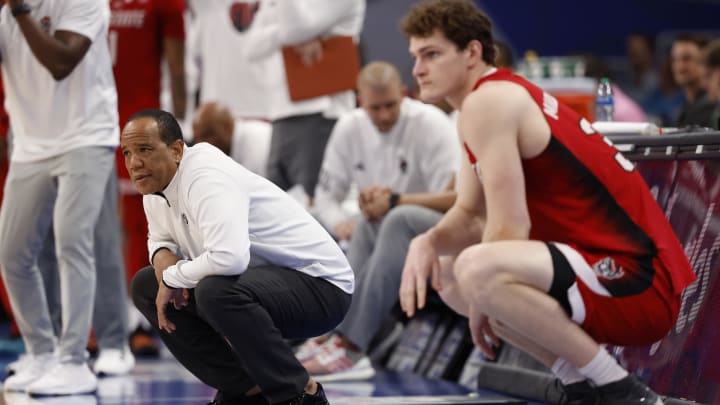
[[121, 117, 184, 195]]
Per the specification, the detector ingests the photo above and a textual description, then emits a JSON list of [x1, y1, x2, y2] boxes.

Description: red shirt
[[464, 69, 695, 298], [109, 0, 185, 126]]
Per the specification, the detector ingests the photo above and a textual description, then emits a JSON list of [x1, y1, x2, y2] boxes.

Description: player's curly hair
[[401, 0, 496, 66]]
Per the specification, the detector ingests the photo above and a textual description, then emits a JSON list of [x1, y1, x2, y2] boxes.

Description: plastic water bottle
[[595, 77, 614, 122]]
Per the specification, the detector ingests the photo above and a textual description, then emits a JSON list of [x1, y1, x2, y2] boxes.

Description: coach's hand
[[156, 284, 189, 334], [399, 232, 441, 317]]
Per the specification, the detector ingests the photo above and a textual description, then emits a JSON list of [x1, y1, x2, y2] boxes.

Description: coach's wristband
[[11, 3, 31, 17]]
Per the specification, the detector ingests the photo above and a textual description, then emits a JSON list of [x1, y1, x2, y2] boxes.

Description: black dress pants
[[131, 265, 351, 404]]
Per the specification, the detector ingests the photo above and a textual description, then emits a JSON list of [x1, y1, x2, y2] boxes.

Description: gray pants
[[336, 205, 443, 351], [38, 163, 129, 350], [267, 113, 336, 198], [0, 146, 114, 363]]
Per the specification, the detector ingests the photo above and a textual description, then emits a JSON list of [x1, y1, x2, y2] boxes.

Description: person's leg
[[36, 226, 62, 338], [92, 165, 135, 375], [345, 217, 378, 277], [0, 160, 61, 391], [337, 205, 442, 351], [0, 160, 58, 357], [453, 241, 600, 368], [130, 267, 256, 399], [193, 267, 351, 404], [452, 240, 667, 403], [289, 114, 336, 200], [265, 119, 294, 192], [52, 146, 114, 363], [92, 164, 130, 352]]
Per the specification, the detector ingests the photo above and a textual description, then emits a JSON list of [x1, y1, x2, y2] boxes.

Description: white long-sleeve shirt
[[314, 98, 460, 230], [146, 143, 354, 292], [242, 0, 365, 120]]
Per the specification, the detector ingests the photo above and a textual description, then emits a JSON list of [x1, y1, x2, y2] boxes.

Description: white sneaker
[[93, 347, 135, 376], [6, 354, 32, 376], [4, 353, 57, 392], [26, 361, 97, 396]]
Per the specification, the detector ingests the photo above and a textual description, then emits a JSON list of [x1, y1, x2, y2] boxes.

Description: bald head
[[357, 61, 403, 93], [357, 62, 405, 133], [192, 102, 234, 155]]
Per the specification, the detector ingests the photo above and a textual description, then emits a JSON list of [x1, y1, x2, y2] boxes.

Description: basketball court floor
[[0, 352, 539, 405]]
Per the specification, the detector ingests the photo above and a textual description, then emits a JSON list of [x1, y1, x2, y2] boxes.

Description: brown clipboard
[[282, 36, 360, 102]]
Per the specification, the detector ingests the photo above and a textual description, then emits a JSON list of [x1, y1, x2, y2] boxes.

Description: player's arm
[[10, 0, 92, 80], [161, 0, 187, 119], [463, 82, 530, 243], [164, 37, 187, 120], [424, 147, 485, 256]]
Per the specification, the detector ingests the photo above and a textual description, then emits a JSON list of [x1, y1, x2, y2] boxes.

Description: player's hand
[[156, 284, 189, 334], [399, 232, 441, 317], [468, 306, 500, 359]]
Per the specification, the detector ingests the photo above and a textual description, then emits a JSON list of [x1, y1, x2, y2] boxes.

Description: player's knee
[[454, 246, 509, 306]]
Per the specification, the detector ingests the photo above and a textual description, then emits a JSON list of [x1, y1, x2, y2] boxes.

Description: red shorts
[[551, 243, 680, 346]]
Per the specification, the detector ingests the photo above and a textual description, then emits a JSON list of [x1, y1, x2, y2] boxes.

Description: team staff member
[[399, 1, 696, 404], [123, 109, 353, 405], [0, 0, 118, 395]]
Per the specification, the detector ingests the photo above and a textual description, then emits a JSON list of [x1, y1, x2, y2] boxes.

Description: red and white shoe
[[295, 335, 330, 363], [302, 335, 375, 382]]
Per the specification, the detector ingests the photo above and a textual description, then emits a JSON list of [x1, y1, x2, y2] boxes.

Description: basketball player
[[398, 1, 696, 404]]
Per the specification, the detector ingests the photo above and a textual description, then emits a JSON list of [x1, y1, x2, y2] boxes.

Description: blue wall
[[480, 0, 720, 57], [361, 0, 720, 90]]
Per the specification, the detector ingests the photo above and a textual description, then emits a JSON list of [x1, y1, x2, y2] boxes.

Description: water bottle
[[595, 77, 614, 122]]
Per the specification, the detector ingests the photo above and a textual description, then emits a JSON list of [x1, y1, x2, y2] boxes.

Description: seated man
[[313, 61, 458, 241], [123, 109, 353, 405], [191, 101, 272, 177], [300, 202, 454, 381], [399, 1, 696, 405]]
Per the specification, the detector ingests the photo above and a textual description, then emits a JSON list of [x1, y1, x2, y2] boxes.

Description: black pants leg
[[131, 267, 255, 398], [131, 265, 351, 404]]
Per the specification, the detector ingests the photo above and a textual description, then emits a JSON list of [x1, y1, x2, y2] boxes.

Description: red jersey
[[109, 0, 185, 126], [465, 69, 695, 298]]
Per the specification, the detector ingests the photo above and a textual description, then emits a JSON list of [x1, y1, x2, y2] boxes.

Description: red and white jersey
[[109, 0, 185, 126], [464, 69, 695, 298]]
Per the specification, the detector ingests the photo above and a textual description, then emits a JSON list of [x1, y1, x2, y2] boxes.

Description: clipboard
[[282, 36, 360, 102]]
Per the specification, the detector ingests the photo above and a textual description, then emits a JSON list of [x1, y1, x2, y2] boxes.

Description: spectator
[[671, 33, 709, 127], [679, 39, 720, 129], [622, 33, 660, 105]]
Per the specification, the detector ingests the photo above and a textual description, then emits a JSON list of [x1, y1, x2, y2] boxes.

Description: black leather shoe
[[283, 382, 330, 405], [598, 375, 663, 405]]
